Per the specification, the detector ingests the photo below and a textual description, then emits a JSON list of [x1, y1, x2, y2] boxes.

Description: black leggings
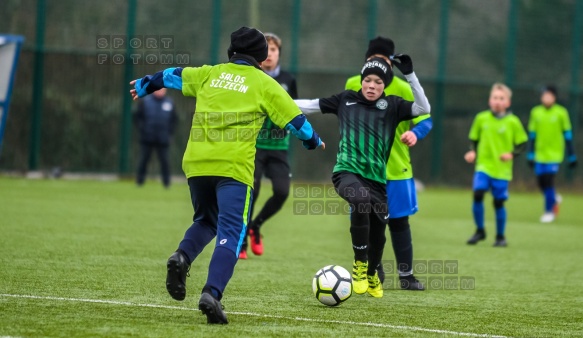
[[474, 189, 505, 209], [250, 149, 291, 227], [537, 173, 555, 190], [332, 172, 387, 264], [250, 175, 290, 227]]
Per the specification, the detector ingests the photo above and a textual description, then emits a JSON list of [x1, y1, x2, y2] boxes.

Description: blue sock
[[205, 246, 238, 300], [472, 202, 484, 230], [495, 207, 506, 237], [178, 222, 216, 264], [543, 187, 556, 212]]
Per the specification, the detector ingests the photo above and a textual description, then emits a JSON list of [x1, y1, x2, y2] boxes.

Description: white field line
[[0, 294, 508, 338]]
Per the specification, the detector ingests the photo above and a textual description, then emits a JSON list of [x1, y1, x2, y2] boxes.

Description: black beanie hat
[[361, 57, 392, 88], [227, 27, 268, 62], [365, 36, 395, 60], [542, 85, 558, 97]]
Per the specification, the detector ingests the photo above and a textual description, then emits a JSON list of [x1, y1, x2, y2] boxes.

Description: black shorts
[[254, 149, 290, 180], [332, 171, 388, 223]]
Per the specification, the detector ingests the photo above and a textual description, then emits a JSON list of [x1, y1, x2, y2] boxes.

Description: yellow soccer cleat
[[367, 272, 383, 298], [352, 260, 369, 294]]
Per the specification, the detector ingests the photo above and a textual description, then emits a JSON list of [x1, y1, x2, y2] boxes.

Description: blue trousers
[[178, 176, 253, 299]]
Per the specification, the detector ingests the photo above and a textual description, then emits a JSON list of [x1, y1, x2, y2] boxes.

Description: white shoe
[[554, 193, 562, 215], [540, 212, 555, 223]]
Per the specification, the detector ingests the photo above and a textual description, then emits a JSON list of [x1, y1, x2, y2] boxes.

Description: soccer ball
[[312, 265, 353, 306]]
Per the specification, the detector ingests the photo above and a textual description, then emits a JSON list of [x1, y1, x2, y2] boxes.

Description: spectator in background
[[240, 32, 298, 259], [527, 85, 577, 223], [465, 83, 528, 247], [133, 88, 177, 188]]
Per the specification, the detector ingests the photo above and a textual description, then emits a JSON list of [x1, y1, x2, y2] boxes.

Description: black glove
[[390, 54, 413, 75], [528, 160, 535, 169], [567, 155, 578, 169]]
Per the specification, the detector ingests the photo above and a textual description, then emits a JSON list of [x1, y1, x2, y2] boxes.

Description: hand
[[390, 54, 413, 75], [500, 153, 513, 162], [400, 131, 418, 147], [528, 160, 535, 169], [129, 80, 139, 101], [464, 150, 476, 164], [303, 132, 325, 150], [303, 139, 325, 150], [569, 159, 578, 169]]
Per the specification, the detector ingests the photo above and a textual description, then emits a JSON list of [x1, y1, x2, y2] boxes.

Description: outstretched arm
[[294, 99, 322, 115], [284, 114, 325, 150], [129, 67, 184, 100]]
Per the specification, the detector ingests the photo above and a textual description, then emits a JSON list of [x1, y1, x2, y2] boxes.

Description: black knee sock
[[388, 217, 413, 275], [390, 229, 413, 275], [351, 224, 369, 262], [367, 216, 386, 275]]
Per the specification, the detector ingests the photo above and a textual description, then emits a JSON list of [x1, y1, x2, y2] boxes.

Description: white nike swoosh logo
[[345, 102, 357, 106]]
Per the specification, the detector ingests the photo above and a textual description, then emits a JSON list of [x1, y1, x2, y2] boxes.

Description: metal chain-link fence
[[1, 0, 582, 187]]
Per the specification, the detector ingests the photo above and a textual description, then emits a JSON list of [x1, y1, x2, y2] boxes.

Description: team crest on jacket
[[376, 99, 388, 110]]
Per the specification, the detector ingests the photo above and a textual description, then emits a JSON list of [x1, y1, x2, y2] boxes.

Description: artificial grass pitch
[[1, 177, 582, 337]]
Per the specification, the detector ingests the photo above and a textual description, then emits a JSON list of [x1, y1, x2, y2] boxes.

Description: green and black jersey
[[319, 91, 417, 184], [346, 75, 430, 180], [256, 70, 298, 150]]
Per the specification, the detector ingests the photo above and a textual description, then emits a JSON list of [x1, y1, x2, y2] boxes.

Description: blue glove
[[133, 77, 151, 98], [302, 131, 323, 150]]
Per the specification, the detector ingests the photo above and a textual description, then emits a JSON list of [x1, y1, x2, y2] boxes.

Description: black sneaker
[[466, 231, 486, 245], [399, 275, 425, 291], [376, 263, 385, 284], [166, 251, 190, 301], [493, 236, 507, 247], [199, 292, 228, 324]]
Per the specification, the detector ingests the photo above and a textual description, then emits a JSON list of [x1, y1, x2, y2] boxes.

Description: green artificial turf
[[1, 177, 582, 337]]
